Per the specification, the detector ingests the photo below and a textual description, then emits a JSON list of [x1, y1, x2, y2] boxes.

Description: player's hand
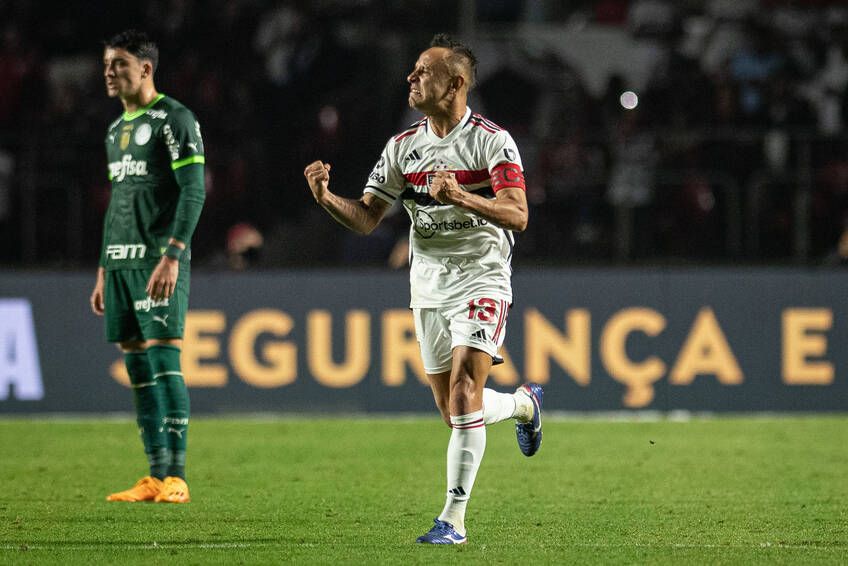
[[146, 257, 179, 301], [429, 171, 462, 205], [304, 161, 332, 203], [838, 229, 848, 258], [90, 267, 106, 316]]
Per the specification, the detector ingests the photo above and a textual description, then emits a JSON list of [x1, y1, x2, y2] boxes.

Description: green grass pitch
[[1, 416, 846, 564]]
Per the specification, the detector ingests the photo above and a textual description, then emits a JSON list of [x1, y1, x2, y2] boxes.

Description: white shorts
[[413, 297, 511, 374]]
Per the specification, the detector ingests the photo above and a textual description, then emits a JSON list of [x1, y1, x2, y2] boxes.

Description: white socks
[[438, 389, 534, 536], [438, 410, 486, 536], [483, 387, 533, 424]]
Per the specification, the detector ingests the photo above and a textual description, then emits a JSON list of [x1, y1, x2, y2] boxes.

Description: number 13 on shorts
[[467, 297, 510, 343]]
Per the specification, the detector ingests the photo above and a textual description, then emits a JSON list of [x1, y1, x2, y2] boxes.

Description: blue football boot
[[515, 383, 543, 457], [416, 518, 467, 544]]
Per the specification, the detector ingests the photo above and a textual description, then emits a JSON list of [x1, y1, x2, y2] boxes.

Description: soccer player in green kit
[[89, 30, 205, 503]]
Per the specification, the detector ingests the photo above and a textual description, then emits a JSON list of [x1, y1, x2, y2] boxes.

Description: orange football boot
[[106, 476, 163, 502], [154, 476, 191, 503]]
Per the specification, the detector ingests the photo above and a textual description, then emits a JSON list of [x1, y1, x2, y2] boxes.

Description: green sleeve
[[165, 107, 206, 243], [172, 163, 206, 243]]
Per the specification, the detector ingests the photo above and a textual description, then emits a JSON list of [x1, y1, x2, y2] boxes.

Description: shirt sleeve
[[484, 130, 523, 171], [163, 108, 206, 170], [485, 130, 526, 193], [164, 108, 206, 244], [363, 137, 405, 204]]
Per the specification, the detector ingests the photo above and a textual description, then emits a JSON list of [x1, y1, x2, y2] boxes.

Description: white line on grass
[[2, 542, 278, 550], [0, 542, 836, 551], [4, 411, 847, 423]]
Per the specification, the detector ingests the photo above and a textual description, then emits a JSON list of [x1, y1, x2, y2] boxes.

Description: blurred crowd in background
[[3, 0, 848, 269]]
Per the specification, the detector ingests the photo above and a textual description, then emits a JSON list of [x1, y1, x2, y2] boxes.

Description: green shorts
[[104, 267, 190, 342]]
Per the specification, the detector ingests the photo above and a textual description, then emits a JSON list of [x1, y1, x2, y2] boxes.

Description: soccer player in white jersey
[[304, 33, 542, 545]]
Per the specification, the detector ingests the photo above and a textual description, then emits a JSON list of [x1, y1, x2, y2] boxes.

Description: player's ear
[[451, 74, 465, 92], [141, 61, 153, 79]]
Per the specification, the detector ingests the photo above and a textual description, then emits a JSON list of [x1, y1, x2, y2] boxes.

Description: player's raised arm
[[304, 160, 390, 234]]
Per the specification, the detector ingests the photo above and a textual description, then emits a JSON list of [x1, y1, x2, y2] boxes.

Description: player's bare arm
[[146, 239, 184, 300], [90, 267, 106, 315], [429, 171, 528, 232], [304, 160, 391, 234]]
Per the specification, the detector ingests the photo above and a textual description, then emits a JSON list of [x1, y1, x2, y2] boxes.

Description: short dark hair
[[105, 29, 159, 72], [430, 33, 477, 90]]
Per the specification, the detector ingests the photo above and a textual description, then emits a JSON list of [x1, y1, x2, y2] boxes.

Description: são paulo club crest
[[427, 158, 454, 188]]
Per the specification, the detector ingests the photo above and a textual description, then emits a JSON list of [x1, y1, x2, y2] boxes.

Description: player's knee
[[146, 337, 182, 349], [118, 340, 145, 353]]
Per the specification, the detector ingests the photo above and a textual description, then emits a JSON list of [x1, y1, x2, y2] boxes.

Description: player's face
[[103, 47, 147, 99], [407, 48, 453, 113]]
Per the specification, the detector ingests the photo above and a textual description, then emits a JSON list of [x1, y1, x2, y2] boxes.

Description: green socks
[[124, 346, 190, 480], [124, 352, 168, 479], [147, 345, 190, 479]]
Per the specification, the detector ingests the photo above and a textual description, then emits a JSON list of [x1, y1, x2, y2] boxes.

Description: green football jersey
[[101, 94, 205, 270]]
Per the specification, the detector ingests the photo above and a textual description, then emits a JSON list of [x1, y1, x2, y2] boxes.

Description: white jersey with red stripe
[[364, 106, 525, 307]]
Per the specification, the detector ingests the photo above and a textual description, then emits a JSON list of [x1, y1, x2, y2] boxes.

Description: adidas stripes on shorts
[[413, 297, 510, 374]]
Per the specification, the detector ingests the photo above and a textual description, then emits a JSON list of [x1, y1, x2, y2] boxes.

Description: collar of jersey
[[122, 93, 166, 121], [424, 106, 472, 145]]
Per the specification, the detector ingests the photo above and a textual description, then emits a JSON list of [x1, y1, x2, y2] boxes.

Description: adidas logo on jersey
[[404, 149, 422, 162]]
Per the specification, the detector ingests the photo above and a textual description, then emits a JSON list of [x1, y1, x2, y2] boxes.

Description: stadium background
[[1, 0, 847, 413]]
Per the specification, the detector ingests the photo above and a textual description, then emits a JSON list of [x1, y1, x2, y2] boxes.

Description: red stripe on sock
[[451, 417, 485, 429]]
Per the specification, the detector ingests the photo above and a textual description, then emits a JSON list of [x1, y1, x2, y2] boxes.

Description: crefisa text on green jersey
[[108, 154, 149, 182]]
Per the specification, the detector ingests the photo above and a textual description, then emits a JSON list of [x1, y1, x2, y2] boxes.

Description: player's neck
[[121, 84, 159, 114], [428, 104, 466, 138]]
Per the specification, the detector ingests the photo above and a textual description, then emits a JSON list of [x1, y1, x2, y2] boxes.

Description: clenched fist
[[428, 170, 462, 205], [304, 161, 332, 203]]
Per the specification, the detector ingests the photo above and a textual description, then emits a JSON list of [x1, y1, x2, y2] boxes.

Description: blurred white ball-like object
[[620, 91, 639, 110]]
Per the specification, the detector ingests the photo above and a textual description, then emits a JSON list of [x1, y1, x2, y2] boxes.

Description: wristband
[[164, 243, 184, 260]]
